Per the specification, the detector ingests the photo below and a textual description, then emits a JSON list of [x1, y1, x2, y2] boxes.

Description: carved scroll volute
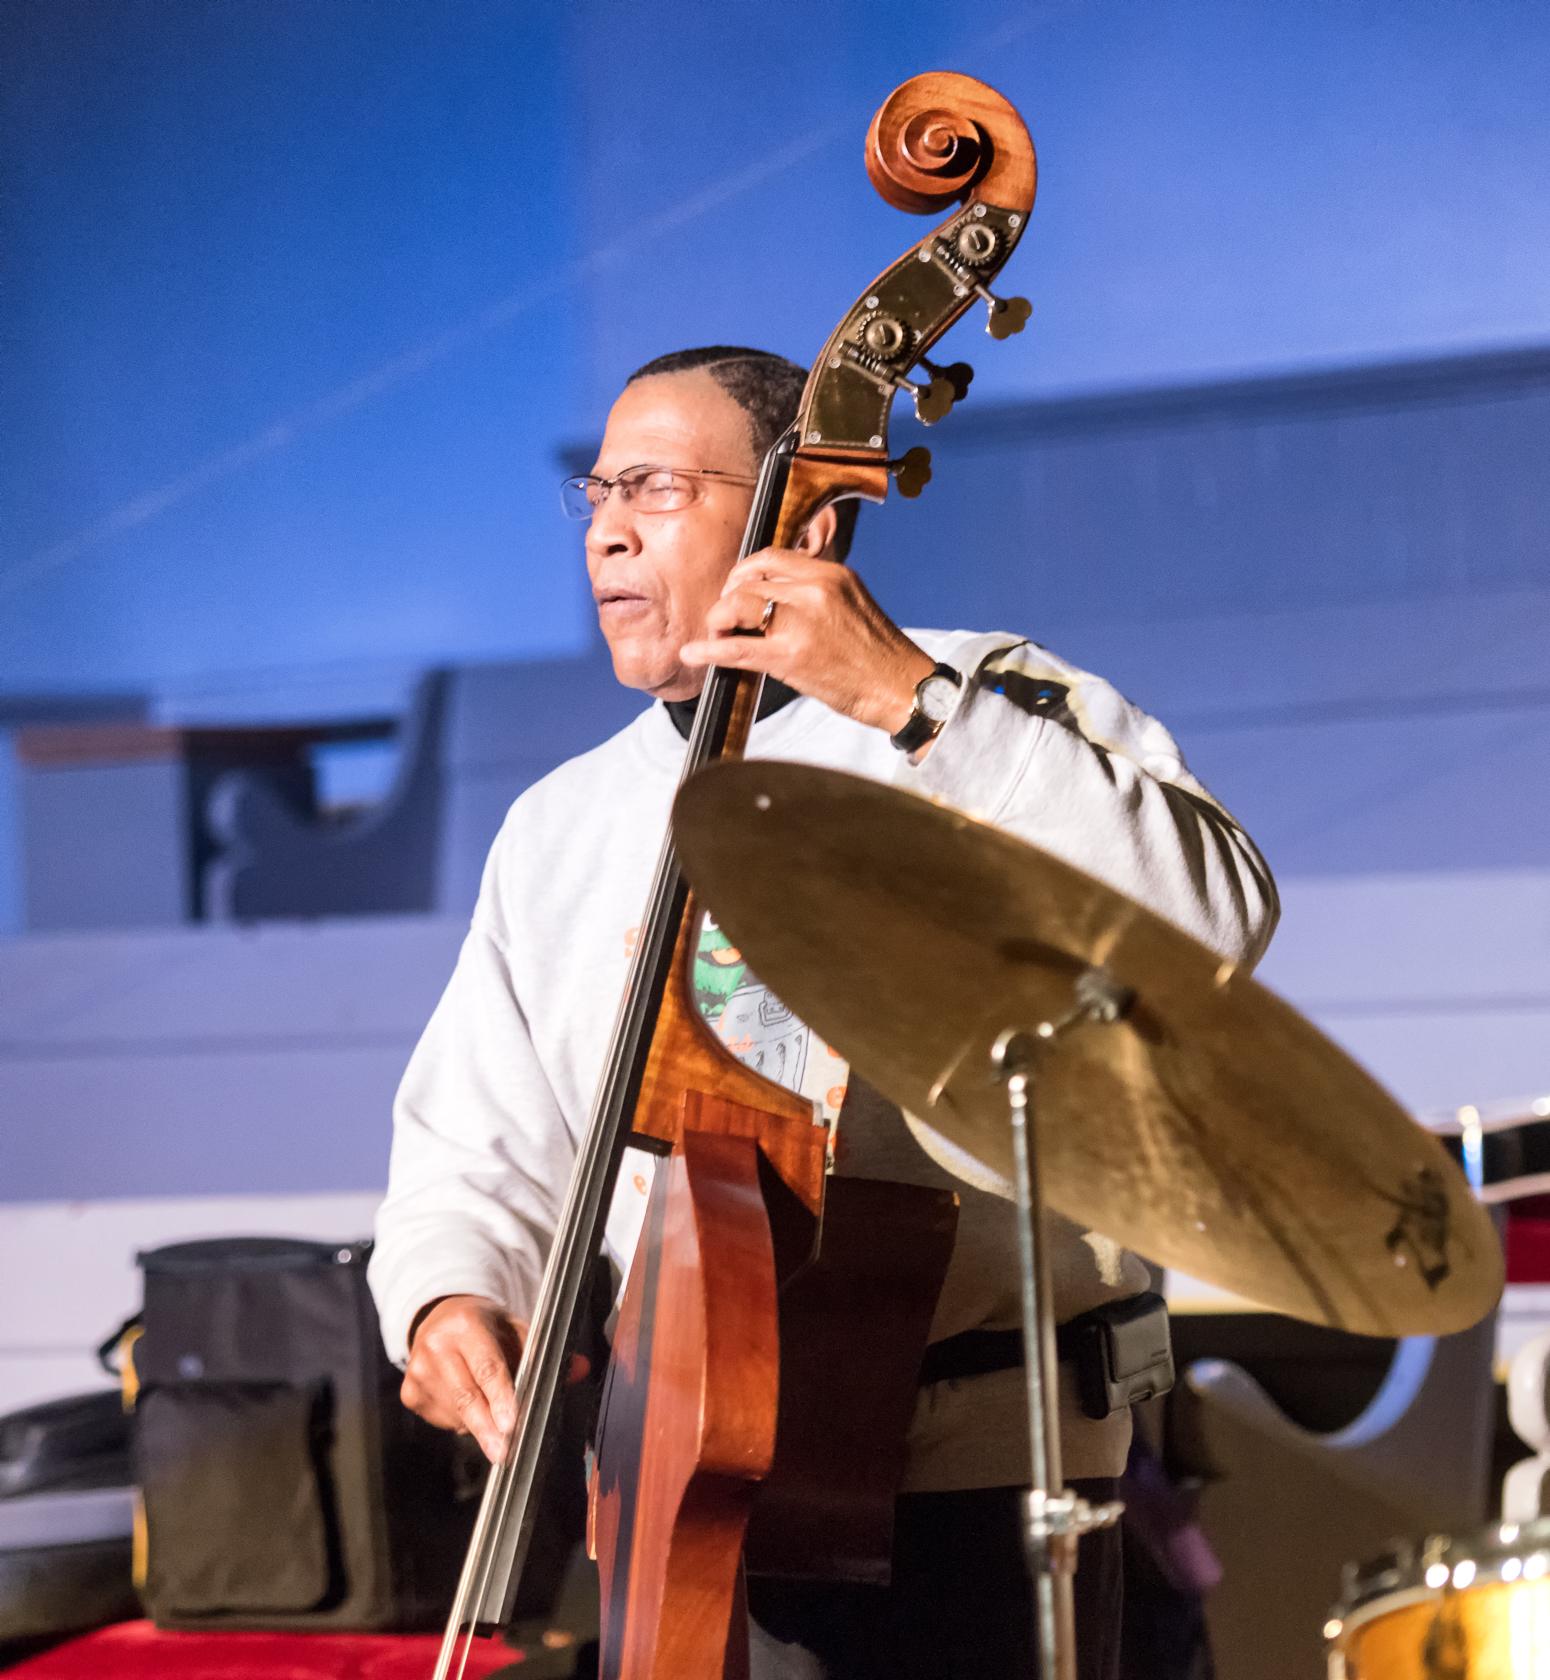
[[866, 75, 1036, 215], [784, 73, 1036, 542]]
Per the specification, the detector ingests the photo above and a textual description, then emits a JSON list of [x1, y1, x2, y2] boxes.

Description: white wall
[[3, 869, 1546, 1414], [1258, 871, 1550, 1113], [0, 1192, 383, 1413]]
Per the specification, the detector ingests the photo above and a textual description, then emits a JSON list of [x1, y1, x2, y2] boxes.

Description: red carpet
[[7, 1620, 521, 1678]]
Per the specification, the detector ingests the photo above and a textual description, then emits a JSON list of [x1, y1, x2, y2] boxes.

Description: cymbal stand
[[991, 968, 1131, 1680]]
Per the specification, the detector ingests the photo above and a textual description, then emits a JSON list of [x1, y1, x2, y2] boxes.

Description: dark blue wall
[[3, 0, 1549, 925], [2, 0, 586, 690], [845, 349, 1550, 877], [860, 351, 1550, 627], [6, 0, 1549, 695], [565, 0, 1550, 413]]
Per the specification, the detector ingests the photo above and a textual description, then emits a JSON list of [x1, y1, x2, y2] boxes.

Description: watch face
[[917, 674, 959, 725]]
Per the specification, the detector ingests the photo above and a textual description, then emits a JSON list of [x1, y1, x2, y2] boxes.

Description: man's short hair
[[627, 346, 861, 562]]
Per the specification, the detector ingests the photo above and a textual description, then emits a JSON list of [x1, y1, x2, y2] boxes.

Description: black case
[[1058, 1291, 1176, 1421], [0, 1391, 139, 1644], [131, 1235, 487, 1631], [2, 1390, 130, 1502]]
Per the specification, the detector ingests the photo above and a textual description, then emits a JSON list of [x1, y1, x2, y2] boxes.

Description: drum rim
[[1330, 1585, 1436, 1645], [1327, 1518, 1550, 1644]]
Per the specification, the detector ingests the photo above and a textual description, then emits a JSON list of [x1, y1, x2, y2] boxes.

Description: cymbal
[[672, 762, 1502, 1337]]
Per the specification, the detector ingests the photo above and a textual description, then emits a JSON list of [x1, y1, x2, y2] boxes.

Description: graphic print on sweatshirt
[[693, 913, 849, 1125]]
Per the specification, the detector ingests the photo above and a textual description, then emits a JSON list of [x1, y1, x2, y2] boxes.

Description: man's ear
[[796, 503, 841, 560]]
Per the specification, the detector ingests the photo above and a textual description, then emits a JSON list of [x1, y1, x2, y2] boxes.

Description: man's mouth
[[595, 587, 651, 612]]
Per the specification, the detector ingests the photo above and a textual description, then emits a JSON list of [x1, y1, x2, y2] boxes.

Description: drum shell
[[1328, 1521, 1550, 1678]]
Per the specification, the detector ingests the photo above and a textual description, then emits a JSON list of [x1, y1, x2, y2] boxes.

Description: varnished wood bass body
[[591, 1084, 957, 1679]]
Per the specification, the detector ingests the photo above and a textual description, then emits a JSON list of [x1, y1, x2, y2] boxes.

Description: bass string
[[436, 429, 796, 1666], [679, 429, 793, 776]]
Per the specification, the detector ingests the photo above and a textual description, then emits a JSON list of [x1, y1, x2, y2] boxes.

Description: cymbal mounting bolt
[[991, 1028, 1042, 1081]]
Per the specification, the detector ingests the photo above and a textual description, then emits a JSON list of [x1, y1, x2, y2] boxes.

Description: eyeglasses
[[559, 463, 757, 522]]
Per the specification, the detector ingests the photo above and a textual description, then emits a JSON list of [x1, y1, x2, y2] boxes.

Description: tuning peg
[[977, 287, 1032, 340], [918, 236, 1032, 342], [888, 446, 932, 499], [911, 375, 956, 425], [836, 344, 955, 426], [878, 369, 956, 425], [917, 356, 974, 401]]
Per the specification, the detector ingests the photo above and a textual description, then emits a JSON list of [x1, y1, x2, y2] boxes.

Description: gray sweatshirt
[[370, 629, 1278, 1487]]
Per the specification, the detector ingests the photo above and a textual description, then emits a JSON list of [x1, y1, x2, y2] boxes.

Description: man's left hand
[[679, 549, 935, 737]]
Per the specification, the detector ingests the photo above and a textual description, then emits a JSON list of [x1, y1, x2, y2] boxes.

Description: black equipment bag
[[131, 1235, 489, 1632], [1, 1389, 131, 1503], [0, 1390, 140, 1643]]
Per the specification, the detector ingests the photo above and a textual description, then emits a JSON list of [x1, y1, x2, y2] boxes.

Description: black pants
[[748, 1480, 1123, 1680]]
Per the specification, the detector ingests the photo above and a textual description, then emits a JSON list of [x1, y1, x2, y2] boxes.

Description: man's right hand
[[401, 1294, 525, 1463]]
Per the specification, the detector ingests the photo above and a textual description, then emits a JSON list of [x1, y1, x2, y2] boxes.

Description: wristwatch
[[890, 661, 963, 754]]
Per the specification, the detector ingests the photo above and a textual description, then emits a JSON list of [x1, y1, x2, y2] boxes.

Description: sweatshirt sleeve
[[368, 905, 577, 1366], [896, 635, 1280, 968]]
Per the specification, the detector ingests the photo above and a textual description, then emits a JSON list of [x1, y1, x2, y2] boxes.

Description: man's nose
[[585, 492, 637, 557]]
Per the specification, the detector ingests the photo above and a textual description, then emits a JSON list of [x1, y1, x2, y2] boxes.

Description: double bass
[[436, 71, 1038, 1680]]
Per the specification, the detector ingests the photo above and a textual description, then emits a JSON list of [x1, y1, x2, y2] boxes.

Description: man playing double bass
[[369, 346, 1278, 1678]]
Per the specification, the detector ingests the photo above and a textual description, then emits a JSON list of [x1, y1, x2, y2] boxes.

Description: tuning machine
[[887, 446, 932, 499], [835, 342, 959, 426], [982, 291, 1032, 339], [910, 374, 957, 425], [879, 363, 956, 426], [917, 355, 974, 401], [918, 235, 1032, 340]]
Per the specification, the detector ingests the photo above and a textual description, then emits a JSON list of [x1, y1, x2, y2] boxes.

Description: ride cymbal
[[672, 762, 1502, 1337]]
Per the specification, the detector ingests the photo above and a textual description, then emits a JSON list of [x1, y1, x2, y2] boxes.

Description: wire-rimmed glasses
[[559, 464, 757, 522]]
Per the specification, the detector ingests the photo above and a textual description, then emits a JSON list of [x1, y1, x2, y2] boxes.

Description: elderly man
[[369, 346, 1278, 1679]]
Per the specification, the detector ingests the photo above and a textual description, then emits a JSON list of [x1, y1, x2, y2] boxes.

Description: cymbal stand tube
[[993, 1024, 1076, 1680], [993, 969, 1133, 1680]]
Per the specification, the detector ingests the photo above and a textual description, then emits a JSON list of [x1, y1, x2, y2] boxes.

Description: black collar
[[665, 676, 801, 741]]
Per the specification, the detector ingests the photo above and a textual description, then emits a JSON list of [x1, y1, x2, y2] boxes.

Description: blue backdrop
[[5, 0, 1549, 695]]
